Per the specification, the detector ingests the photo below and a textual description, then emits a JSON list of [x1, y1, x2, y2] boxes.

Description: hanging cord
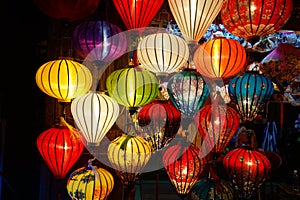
[[59, 116, 81, 141]]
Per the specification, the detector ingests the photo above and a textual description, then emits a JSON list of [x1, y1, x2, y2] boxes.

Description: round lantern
[[36, 121, 84, 179], [220, 0, 293, 44], [72, 20, 127, 64], [168, 0, 224, 44], [106, 65, 159, 114], [107, 133, 152, 189], [137, 32, 189, 77], [223, 146, 271, 199], [70, 91, 120, 147], [67, 160, 114, 200], [35, 59, 93, 102], [163, 139, 207, 197], [193, 37, 246, 81], [33, 0, 100, 22], [228, 71, 274, 122], [112, 0, 164, 30], [137, 99, 181, 151], [167, 68, 210, 122]]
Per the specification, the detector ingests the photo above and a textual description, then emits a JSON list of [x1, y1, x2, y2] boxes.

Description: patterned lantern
[[193, 37, 246, 81], [107, 133, 152, 189], [220, 0, 293, 44], [70, 91, 120, 147], [112, 0, 164, 30], [137, 32, 189, 77], [35, 59, 93, 102], [72, 20, 127, 64], [163, 140, 207, 197], [36, 119, 84, 179], [168, 0, 224, 43], [223, 146, 271, 199], [33, 0, 100, 22], [228, 71, 274, 122], [67, 159, 114, 200], [137, 99, 181, 151], [106, 66, 159, 114]]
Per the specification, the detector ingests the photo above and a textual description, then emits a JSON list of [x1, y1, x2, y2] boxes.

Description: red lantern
[[36, 121, 84, 179]]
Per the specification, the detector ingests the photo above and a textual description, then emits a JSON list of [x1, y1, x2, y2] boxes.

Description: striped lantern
[[168, 0, 224, 43], [35, 59, 93, 102], [72, 20, 127, 64], [193, 37, 246, 81], [106, 66, 159, 114], [137, 32, 189, 77], [228, 71, 274, 122], [70, 91, 120, 146], [36, 122, 84, 179], [220, 0, 293, 44], [67, 160, 114, 200]]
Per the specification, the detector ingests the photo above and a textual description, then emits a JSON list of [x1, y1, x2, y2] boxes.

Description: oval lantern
[[193, 37, 246, 81], [71, 91, 120, 147], [36, 122, 84, 179], [228, 71, 274, 122], [220, 0, 293, 44], [107, 133, 152, 189], [106, 66, 159, 115], [33, 0, 100, 22], [67, 160, 114, 200], [112, 0, 164, 30], [35, 59, 93, 102], [137, 32, 189, 77], [72, 20, 127, 64], [168, 0, 224, 43], [163, 139, 207, 198], [137, 99, 181, 151]]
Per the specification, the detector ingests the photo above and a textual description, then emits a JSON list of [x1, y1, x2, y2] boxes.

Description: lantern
[[107, 132, 152, 189], [193, 37, 246, 81], [67, 159, 114, 200], [228, 71, 274, 122], [112, 0, 164, 30], [223, 146, 271, 199], [220, 0, 293, 45], [168, 0, 224, 44], [137, 32, 189, 77], [70, 91, 120, 147], [106, 65, 159, 115], [72, 20, 127, 64], [163, 139, 207, 198], [35, 59, 93, 102], [137, 99, 181, 151], [36, 120, 84, 179], [33, 0, 100, 22]]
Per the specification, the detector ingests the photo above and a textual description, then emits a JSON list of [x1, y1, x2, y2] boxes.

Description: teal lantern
[[228, 71, 274, 122]]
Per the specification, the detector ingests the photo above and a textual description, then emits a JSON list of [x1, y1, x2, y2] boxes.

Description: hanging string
[[59, 116, 81, 141]]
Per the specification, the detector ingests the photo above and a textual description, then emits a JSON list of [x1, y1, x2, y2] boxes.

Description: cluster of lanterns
[[33, 0, 297, 199]]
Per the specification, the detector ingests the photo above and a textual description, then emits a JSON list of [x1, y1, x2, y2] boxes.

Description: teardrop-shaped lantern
[[228, 71, 274, 122], [106, 66, 159, 114], [168, 0, 224, 43], [36, 121, 84, 179], [137, 99, 181, 151], [193, 37, 246, 81], [72, 20, 127, 64], [137, 32, 189, 77], [33, 0, 100, 22], [71, 91, 120, 147], [167, 68, 210, 121], [67, 159, 114, 200], [107, 133, 152, 189], [112, 0, 164, 30], [220, 0, 293, 44], [163, 139, 207, 198], [35, 59, 93, 102]]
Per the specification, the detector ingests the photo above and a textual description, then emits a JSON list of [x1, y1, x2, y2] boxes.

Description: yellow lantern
[[35, 58, 93, 102]]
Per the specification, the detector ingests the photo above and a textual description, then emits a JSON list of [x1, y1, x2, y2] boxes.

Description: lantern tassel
[[59, 117, 81, 141]]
